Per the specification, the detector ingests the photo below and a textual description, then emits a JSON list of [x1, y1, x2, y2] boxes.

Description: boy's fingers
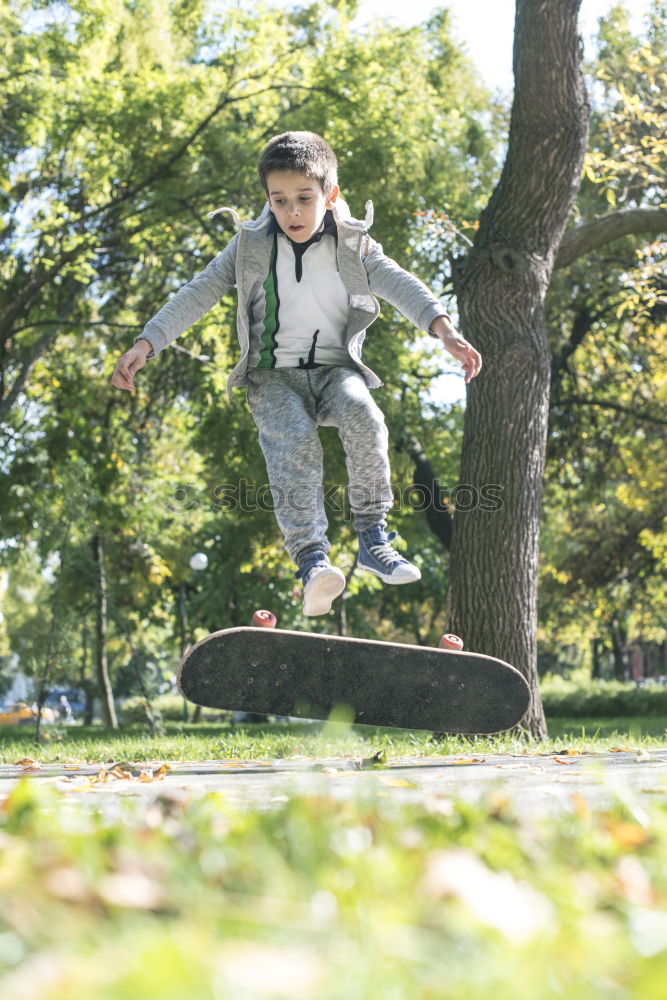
[[111, 357, 136, 390], [463, 347, 482, 383], [110, 346, 149, 390]]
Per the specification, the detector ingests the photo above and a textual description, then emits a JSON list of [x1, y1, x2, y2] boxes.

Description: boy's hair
[[258, 131, 338, 195]]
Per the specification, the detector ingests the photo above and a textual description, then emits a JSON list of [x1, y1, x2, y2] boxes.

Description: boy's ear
[[326, 184, 340, 208]]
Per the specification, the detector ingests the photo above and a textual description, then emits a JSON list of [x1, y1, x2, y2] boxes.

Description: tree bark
[[92, 533, 118, 728], [447, 0, 590, 738]]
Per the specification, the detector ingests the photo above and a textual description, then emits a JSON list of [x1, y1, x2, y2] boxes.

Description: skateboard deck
[[177, 627, 531, 734]]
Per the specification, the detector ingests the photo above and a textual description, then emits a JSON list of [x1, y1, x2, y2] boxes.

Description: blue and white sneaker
[[295, 550, 346, 616], [357, 527, 421, 585]]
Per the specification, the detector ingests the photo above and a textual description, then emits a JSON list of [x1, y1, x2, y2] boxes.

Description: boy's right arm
[[111, 232, 240, 390]]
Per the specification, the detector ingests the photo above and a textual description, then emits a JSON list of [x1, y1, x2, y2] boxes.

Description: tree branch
[[555, 206, 667, 269], [11, 320, 143, 335], [550, 303, 612, 386], [396, 433, 453, 551], [555, 397, 667, 426], [0, 327, 57, 420], [0, 246, 86, 344]]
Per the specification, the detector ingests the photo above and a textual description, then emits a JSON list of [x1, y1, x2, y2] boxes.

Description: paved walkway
[[2, 748, 666, 815]]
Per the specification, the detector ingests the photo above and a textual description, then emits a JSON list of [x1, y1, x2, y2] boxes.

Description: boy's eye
[[299, 197, 311, 202]]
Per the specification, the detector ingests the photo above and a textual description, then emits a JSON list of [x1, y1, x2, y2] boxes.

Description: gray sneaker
[[295, 551, 346, 616]]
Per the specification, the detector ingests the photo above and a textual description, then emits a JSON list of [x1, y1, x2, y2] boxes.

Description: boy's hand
[[429, 316, 482, 384], [111, 339, 152, 392]]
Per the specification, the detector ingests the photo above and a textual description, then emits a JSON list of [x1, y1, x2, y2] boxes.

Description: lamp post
[[179, 552, 209, 721]]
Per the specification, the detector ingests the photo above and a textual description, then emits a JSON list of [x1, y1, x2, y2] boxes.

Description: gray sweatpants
[[246, 366, 393, 564]]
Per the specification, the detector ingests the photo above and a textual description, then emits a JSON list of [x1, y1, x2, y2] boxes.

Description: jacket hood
[[207, 197, 373, 232]]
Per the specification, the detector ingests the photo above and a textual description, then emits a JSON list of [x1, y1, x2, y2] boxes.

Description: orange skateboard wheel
[[439, 633, 464, 651], [252, 609, 277, 629]]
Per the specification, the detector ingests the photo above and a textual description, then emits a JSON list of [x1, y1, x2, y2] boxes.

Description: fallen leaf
[[45, 867, 93, 903], [553, 756, 580, 765], [421, 849, 555, 942], [139, 769, 165, 783], [614, 856, 655, 906], [356, 750, 386, 770], [571, 793, 590, 820], [98, 871, 166, 910], [108, 768, 132, 781], [219, 943, 324, 998], [605, 818, 651, 849], [106, 761, 137, 775]]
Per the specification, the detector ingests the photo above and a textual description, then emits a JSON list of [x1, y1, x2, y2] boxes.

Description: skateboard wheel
[[439, 633, 464, 651], [252, 609, 277, 629]]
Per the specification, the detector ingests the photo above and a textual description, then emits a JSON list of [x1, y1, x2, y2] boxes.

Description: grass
[[2, 768, 667, 998], [2, 718, 667, 997], [0, 715, 665, 765]]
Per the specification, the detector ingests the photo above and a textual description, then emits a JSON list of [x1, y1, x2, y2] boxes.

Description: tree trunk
[[92, 533, 118, 728], [610, 618, 627, 681], [447, 0, 590, 738], [591, 638, 603, 679], [34, 521, 72, 743], [80, 622, 95, 726]]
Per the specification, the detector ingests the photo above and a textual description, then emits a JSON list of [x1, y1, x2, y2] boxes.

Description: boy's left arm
[[427, 314, 482, 384], [363, 239, 482, 383]]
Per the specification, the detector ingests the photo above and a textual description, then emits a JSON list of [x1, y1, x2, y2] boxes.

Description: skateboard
[[177, 613, 531, 734]]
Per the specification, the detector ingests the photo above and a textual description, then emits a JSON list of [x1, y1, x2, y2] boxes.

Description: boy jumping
[[112, 131, 482, 615]]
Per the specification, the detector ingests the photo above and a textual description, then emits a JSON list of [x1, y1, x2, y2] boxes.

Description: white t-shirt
[[248, 221, 351, 370]]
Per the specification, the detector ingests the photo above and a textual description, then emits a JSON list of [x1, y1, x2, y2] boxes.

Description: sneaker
[[295, 550, 346, 616], [357, 527, 421, 584]]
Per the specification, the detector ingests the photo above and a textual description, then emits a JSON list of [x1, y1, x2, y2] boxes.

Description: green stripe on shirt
[[257, 235, 279, 368]]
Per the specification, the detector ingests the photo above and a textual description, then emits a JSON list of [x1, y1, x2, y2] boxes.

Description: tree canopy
[[0, 0, 664, 727]]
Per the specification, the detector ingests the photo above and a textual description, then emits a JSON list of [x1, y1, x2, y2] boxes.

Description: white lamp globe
[[189, 552, 209, 571]]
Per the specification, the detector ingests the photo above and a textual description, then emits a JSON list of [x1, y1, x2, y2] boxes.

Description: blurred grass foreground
[[2, 778, 667, 999]]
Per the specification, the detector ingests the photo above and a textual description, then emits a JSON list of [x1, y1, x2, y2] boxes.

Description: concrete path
[[2, 747, 667, 816]]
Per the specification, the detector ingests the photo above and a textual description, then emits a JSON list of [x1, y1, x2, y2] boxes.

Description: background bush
[[541, 671, 667, 718]]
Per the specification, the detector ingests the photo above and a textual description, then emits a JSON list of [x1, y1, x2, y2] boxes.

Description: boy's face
[[265, 169, 339, 243]]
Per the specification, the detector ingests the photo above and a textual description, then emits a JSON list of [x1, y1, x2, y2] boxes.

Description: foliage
[[0, 0, 499, 695], [541, 672, 667, 718], [540, 1, 667, 667], [118, 691, 208, 723], [3, 779, 667, 997], [2, 0, 664, 716]]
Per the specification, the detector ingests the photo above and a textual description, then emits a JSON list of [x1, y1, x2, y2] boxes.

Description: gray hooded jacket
[[137, 199, 447, 399]]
